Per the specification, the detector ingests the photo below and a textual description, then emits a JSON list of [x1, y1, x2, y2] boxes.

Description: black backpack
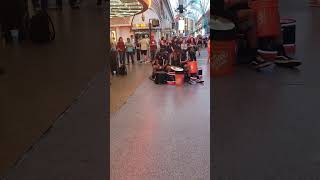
[[117, 64, 127, 75], [29, 11, 55, 42], [154, 71, 168, 84]]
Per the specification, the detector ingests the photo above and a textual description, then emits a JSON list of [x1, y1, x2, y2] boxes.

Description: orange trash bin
[[212, 40, 237, 76], [250, 0, 281, 37], [189, 61, 198, 74]]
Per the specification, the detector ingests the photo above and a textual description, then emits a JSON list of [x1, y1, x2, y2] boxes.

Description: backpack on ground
[[154, 71, 167, 84], [117, 64, 127, 75], [29, 10, 55, 42]]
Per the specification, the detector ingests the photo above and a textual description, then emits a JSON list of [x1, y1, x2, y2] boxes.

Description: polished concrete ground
[[4, 72, 107, 180], [212, 1, 320, 178], [111, 49, 210, 180], [110, 62, 152, 113], [0, 1, 106, 177]]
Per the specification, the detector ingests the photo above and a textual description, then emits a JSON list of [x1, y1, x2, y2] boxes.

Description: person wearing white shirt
[[139, 35, 150, 63]]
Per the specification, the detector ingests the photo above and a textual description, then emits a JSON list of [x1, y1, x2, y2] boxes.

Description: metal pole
[[149, 19, 152, 40]]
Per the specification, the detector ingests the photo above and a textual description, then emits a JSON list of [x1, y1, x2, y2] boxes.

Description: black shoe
[[251, 56, 273, 69], [149, 75, 155, 81], [275, 55, 302, 68]]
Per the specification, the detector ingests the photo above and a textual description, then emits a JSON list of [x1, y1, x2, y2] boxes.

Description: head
[[118, 37, 123, 42], [127, 38, 130, 42]]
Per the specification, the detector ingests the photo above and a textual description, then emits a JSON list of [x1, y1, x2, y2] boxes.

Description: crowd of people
[[110, 34, 209, 74], [110, 34, 209, 75]]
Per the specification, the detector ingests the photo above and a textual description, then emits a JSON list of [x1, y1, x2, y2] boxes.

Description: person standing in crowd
[[204, 37, 208, 48], [135, 37, 141, 62], [195, 37, 202, 56], [188, 36, 197, 61], [139, 35, 149, 63], [125, 38, 135, 64], [166, 38, 174, 64], [181, 38, 188, 62], [130, 35, 135, 56], [110, 37, 117, 75], [160, 37, 167, 51], [116, 37, 126, 65], [149, 35, 157, 62], [171, 37, 182, 66]]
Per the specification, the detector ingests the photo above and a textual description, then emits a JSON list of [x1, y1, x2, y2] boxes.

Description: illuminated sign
[[179, 20, 185, 31], [136, 24, 147, 27]]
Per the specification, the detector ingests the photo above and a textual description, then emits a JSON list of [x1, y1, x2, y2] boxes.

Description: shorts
[[141, 50, 147, 55]]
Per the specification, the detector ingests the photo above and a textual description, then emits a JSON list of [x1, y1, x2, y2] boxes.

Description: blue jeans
[[118, 51, 125, 65]]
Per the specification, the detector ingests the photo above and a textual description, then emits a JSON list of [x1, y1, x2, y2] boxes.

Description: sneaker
[[251, 56, 273, 69], [149, 75, 155, 81], [274, 55, 302, 68]]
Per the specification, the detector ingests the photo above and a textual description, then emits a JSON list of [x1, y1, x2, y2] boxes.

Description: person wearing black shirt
[[171, 38, 182, 67]]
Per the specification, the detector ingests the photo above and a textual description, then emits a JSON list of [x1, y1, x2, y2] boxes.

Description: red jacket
[[150, 40, 157, 51], [116, 41, 125, 52]]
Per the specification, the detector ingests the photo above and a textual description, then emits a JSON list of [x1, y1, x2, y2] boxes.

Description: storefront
[[131, 9, 161, 42]]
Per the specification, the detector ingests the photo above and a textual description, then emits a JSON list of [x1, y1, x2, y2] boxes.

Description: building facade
[[195, 10, 210, 36], [110, 0, 175, 43]]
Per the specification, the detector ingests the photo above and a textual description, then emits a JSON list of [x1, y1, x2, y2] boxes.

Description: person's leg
[[152, 51, 156, 62], [137, 49, 140, 62], [237, 9, 258, 49], [122, 52, 125, 65], [236, 9, 275, 69], [126, 52, 130, 64], [128, 52, 134, 64], [273, 32, 302, 67], [119, 51, 123, 65], [144, 51, 147, 62]]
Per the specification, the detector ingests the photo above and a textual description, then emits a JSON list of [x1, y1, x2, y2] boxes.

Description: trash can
[[281, 18, 296, 55], [250, 0, 281, 37], [211, 17, 237, 76]]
